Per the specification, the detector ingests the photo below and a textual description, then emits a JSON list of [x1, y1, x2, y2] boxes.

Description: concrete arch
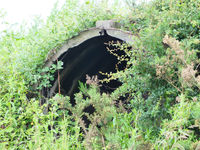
[[44, 21, 135, 99], [45, 28, 134, 67]]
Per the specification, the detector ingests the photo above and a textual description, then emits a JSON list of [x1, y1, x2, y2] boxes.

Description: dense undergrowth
[[0, 0, 200, 149]]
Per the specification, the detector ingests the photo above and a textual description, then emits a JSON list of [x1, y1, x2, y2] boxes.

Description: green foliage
[[32, 60, 63, 90], [101, 0, 200, 148], [0, 95, 84, 149], [0, 0, 200, 149]]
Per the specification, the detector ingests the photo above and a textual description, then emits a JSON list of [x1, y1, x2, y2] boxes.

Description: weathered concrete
[[96, 20, 121, 29], [45, 26, 134, 68]]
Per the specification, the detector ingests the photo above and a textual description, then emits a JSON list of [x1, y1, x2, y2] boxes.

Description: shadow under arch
[[43, 28, 134, 105]]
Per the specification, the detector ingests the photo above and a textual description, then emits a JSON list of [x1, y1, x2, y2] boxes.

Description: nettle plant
[[31, 60, 63, 90]]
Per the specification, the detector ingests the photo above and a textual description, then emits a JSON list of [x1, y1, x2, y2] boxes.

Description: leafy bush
[[0, 0, 200, 149]]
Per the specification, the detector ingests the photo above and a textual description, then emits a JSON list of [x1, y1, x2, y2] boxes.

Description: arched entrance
[[44, 21, 134, 105]]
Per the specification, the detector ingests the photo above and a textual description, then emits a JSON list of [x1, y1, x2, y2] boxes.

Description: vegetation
[[0, 0, 199, 149]]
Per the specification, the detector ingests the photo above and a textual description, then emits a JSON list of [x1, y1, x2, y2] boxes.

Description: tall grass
[[0, 0, 199, 149]]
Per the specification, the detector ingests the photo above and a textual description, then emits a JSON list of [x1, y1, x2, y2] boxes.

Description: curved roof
[[45, 27, 134, 68]]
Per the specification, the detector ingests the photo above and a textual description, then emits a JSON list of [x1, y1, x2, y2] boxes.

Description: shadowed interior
[[52, 34, 127, 105]]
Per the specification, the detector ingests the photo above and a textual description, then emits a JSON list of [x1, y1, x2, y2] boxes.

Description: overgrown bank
[[0, 0, 200, 149]]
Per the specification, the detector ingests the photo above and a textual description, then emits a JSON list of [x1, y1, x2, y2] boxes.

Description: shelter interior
[[51, 34, 129, 105]]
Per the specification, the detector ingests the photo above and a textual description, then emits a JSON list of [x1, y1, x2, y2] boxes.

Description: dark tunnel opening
[[51, 34, 128, 106]]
